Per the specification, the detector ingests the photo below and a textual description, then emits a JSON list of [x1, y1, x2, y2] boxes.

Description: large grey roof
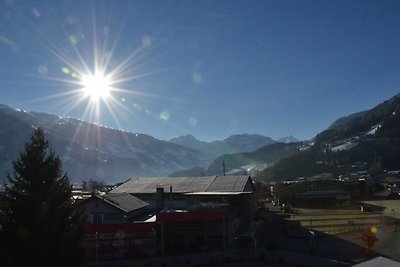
[[110, 175, 253, 194], [205, 175, 250, 192], [99, 193, 149, 213]]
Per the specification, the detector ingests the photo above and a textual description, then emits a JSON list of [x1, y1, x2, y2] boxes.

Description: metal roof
[[205, 175, 250, 192], [99, 193, 149, 213], [184, 192, 250, 196], [109, 175, 253, 194]]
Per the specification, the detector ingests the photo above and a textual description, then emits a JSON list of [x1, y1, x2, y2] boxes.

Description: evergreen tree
[[0, 128, 84, 266]]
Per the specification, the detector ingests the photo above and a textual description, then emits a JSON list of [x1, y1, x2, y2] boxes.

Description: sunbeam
[[4, 1, 184, 161]]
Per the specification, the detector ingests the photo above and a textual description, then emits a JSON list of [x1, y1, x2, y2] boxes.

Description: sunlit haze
[[81, 73, 112, 101], [1, 1, 400, 141]]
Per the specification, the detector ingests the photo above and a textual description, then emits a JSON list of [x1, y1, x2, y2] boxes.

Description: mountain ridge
[[169, 133, 298, 158], [256, 92, 400, 181], [0, 104, 210, 183], [169, 141, 303, 177]]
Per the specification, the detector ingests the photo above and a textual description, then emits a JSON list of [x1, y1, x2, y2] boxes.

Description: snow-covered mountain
[[0, 105, 210, 183], [169, 134, 207, 150], [169, 133, 300, 158], [257, 92, 400, 181], [278, 135, 299, 143], [169, 133, 276, 158], [224, 134, 275, 151], [169, 141, 302, 177]]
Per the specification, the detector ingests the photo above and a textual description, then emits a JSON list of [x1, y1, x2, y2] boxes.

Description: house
[[76, 193, 149, 224], [84, 221, 157, 261], [110, 175, 257, 254], [109, 175, 255, 210], [76, 193, 156, 261], [157, 209, 231, 255], [78, 176, 256, 262]]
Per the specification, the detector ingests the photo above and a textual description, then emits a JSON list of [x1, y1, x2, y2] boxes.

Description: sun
[[81, 72, 113, 101]]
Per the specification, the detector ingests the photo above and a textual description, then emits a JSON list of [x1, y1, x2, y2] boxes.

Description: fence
[[82, 249, 249, 267], [286, 212, 384, 236]]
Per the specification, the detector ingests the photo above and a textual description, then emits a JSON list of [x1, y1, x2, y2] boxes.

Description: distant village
[[271, 169, 400, 210]]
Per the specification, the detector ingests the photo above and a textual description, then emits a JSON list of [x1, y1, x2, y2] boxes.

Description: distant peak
[[184, 133, 197, 139], [170, 134, 199, 142], [224, 133, 273, 142], [278, 135, 299, 143]]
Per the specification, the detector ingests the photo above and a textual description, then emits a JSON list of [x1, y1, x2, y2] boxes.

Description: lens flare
[[24, 6, 176, 154], [32, 7, 41, 17], [62, 67, 71, 74], [159, 111, 169, 121], [188, 117, 197, 126]]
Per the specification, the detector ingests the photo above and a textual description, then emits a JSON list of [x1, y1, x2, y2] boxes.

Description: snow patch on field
[[331, 142, 358, 152]]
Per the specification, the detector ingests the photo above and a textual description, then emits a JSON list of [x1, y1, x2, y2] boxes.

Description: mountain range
[[0, 105, 210, 183], [169, 141, 303, 177], [169, 133, 298, 158], [256, 92, 400, 181], [2, 91, 398, 185], [0, 104, 297, 183], [171, 92, 400, 181]]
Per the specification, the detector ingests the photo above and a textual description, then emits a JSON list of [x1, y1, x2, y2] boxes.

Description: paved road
[[337, 225, 400, 261], [256, 205, 372, 263], [256, 204, 286, 248]]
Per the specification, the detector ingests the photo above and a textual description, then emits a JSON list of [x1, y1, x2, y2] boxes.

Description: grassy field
[[285, 209, 384, 236], [363, 200, 400, 219]]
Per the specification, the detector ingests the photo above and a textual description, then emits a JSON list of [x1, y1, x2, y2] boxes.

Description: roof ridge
[[204, 175, 218, 192], [97, 195, 129, 213]]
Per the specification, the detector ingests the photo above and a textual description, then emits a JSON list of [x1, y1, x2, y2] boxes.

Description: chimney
[[156, 187, 165, 210]]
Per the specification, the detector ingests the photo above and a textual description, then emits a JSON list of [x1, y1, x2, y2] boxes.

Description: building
[[157, 209, 230, 255], [76, 193, 156, 261], [110, 175, 256, 254], [84, 222, 157, 262], [275, 179, 351, 207], [110, 175, 255, 231], [77, 175, 256, 263], [76, 193, 149, 224], [110, 175, 255, 208]]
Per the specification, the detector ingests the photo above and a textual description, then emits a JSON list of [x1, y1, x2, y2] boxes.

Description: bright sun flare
[[81, 73, 112, 101]]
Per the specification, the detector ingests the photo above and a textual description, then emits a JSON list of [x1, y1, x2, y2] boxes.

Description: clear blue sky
[[1, 0, 400, 141]]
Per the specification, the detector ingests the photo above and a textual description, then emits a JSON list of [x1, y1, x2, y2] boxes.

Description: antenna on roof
[[223, 159, 226, 176]]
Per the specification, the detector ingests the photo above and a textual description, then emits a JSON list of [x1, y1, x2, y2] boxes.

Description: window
[[92, 214, 103, 224]]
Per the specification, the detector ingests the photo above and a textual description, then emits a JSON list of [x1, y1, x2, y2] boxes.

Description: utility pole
[[223, 159, 226, 176], [95, 232, 99, 267]]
